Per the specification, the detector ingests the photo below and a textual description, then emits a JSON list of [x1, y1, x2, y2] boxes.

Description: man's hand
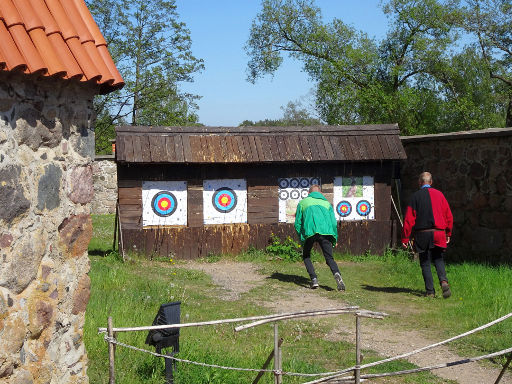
[[402, 242, 408, 249], [446, 236, 451, 244]]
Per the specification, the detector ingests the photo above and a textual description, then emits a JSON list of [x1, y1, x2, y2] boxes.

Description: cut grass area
[[86, 215, 511, 383]]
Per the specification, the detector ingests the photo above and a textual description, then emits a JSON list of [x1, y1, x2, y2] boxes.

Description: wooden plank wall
[[117, 162, 396, 258]]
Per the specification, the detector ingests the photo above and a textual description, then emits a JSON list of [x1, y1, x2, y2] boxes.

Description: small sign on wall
[[278, 177, 321, 223], [333, 176, 374, 221], [203, 179, 247, 224], [142, 181, 187, 227]]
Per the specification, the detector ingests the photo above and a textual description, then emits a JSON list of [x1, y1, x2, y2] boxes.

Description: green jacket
[[294, 191, 338, 245]]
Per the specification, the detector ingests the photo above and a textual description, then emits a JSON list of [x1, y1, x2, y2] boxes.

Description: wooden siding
[[117, 162, 396, 258], [116, 125, 407, 163]]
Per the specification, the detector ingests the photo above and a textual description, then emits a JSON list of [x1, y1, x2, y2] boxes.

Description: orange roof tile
[[0, 0, 124, 94]]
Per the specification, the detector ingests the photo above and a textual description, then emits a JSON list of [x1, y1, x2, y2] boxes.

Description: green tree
[[239, 98, 322, 126], [86, 0, 204, 153], [462, 0, 512, 126], [246, 0, 505, 134]]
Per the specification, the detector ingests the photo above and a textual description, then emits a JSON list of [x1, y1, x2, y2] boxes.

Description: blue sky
[[175, 1, 389, 126]]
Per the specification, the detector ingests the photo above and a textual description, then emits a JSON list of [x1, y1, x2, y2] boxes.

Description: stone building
[[0, 1, 123, 383]]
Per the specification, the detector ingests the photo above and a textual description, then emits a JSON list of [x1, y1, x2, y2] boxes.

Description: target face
[[333, 176, 374, 221], [290, 189, 300, 199], [279, 190, 289, 200], [299, 178, 310, 188], [278, 176, 321, 223], [278, 179, 289, 189], [336, 201, 352, 217], [152, 191, 177, 217], [212, 188, 237, 213], [356, 200, 371, 216], [142, 181, 187, 227], [203, 179, 247, 224], [289, 178, 300, 188]]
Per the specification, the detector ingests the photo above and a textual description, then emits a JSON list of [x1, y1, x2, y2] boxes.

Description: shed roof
[[0, 0, 123, 94], [116, 124, 407, 164]]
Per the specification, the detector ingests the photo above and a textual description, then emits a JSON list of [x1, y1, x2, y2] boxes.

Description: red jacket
[[402, 186, 453, 249]]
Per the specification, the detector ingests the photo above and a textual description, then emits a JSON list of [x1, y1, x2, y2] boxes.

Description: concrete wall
[[92, 156, 116, 215], [0, 72, 97, 383], [400, 128, 512, 262]]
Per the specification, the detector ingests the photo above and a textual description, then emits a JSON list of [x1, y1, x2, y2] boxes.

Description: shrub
[[266, 233, 302, 262]]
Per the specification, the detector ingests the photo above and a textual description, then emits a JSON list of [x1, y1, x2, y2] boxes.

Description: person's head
[[309, 184, 321, 193], [418, 172, 433, 187]]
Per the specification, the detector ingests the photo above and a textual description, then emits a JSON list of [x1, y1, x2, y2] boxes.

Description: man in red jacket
[[402, 172, 453, 298]]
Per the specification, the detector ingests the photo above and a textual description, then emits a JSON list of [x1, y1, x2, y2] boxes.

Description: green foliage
[[265, 233, 302, 261], [86, 0, 204, 154], [246, 0, 508, 134]]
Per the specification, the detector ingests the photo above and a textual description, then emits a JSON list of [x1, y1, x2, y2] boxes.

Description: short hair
[[418, 172, 432, 185], [309, 184, 321, 193]]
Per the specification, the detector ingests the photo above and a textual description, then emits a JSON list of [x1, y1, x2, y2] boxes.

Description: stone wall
[[92, 157, 117, 215], [0, 72, 97, 383], [400, 128, 512, 262]]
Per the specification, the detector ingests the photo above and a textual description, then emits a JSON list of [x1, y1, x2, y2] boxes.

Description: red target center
[[360, 205, 368, 212], [341, 206, 348, 212], [218, 194, 231, 207], [158, 197, 171, 210]]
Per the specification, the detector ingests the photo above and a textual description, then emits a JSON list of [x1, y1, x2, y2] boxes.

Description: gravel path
[[181, 260, 512, 384]]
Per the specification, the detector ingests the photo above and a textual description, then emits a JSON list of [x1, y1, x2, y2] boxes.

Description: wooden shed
[[115, 124, 407, 258]]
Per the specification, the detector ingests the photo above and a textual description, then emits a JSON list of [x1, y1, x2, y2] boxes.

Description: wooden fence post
[[494, 353, 512, 384], [108, 317, 116, 384], [252, 338, 283, 384], [274, 322, 282, 384], [355, 315, 361, 384]]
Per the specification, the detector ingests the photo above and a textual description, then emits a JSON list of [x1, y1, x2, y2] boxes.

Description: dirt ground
[[183, 260, 512, 384]]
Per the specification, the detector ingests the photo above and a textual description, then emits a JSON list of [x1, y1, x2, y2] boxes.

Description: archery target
[[356, 200, 371, 216], [212, 187, 237, 213], [336, 201, 352, 218], [278, 177, 321, 223], [278, 178, 289, 189], [152, 191, 177, 217], [203, 179, 247, 224], [333, 176, 374, 221], [279, 190, 289, 200], [142, 181, 187, 227]]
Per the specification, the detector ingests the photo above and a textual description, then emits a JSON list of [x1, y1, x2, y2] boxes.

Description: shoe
[[441, 281, 451, 298], [425, 292, 435, 298], [310, 278, 319, 289], [334, 272, 345, 291]]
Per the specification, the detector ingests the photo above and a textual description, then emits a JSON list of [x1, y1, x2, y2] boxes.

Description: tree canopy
[[246, 0, 509, 134], [86, 0, 204, 153]]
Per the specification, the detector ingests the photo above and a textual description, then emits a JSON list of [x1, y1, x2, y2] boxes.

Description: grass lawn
[[85, 215, 512, 383]]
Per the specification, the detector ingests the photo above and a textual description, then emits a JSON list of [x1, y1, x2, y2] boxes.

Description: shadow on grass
[[88, 249, 115, 257], [267, 272, 335, 291], [361, 284, 424, 296]]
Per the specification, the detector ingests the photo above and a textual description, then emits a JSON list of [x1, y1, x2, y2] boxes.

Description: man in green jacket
[[294, 185, 345, 291]]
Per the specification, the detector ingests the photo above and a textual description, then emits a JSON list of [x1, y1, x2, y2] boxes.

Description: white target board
[[333, 176, 374, 221], [142, 181, 187, 227], [278, 177, 321, 223], [203, 179, 247, 224]]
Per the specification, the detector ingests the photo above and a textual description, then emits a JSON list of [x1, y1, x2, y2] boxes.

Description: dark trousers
[[419, 247, 448, 294], [302, 234, 340, 279]]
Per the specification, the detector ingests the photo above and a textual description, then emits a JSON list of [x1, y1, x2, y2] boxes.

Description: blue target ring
[[356, 200, 371, 216], [151, 191, 177, 217], [212, 187, 237, 213], [336, 201, 352, 217]]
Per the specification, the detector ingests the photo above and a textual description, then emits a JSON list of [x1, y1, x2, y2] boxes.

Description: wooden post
[[117, 201, 126, 262], [108, 317, 116, 384], [112, 200, 118, 251], [252, 338, 283, 384], [274, 322, 282, 384], [355, 315, 361, 384], [494, 353, 512, 384]]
